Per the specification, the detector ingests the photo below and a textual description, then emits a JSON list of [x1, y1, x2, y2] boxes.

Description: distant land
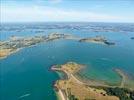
[[0, 33, 115, 59]]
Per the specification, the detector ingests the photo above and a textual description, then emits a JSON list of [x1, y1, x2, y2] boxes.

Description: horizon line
[[1, 21, 134, 24]]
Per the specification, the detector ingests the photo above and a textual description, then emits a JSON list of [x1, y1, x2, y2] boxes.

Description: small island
[[130, 37, 134, 40], [51, 62, 134, 100], [79, 36, 115, 45]]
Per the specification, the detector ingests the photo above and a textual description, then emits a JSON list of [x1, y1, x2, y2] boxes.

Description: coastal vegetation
[[51, 62, 120, 100], [103, 87, 134, 100], [0, 33, 115, 59], [0, 33, 73, 59], [91, 86, 134, 100], [79, 36, 115, 45], [51, 62, 134, 100]]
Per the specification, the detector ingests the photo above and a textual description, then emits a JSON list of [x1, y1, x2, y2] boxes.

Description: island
[[51, 62, 134, 100], [79, 36, 115, 45], [130, 37, 134, 40]]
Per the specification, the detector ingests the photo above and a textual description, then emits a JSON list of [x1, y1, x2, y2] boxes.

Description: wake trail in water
[[18, 93, 30, 99]]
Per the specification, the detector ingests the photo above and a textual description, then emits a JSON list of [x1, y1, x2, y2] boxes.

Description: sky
[[1, 0, 134, 23]]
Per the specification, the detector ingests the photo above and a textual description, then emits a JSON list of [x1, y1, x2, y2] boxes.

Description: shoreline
[[0, 48, 21, 59], [0, 33, 115, 60], [51, 62, 120, 100], [52, 64, 133, 89]]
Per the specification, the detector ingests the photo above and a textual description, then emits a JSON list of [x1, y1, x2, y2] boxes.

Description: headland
[[51, 62, 134, 100]]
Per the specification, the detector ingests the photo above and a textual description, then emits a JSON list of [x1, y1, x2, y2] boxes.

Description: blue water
[[0, 22, 134, 100]]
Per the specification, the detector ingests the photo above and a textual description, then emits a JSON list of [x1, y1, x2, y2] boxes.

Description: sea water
[[0, 22, 134, 100]]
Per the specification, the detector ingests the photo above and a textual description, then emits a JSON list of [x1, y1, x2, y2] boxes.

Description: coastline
[[0, 33, 115, 60], [52, 62, 134, 90], [51, 62, 120, 100], [0, 48, 21, 59]]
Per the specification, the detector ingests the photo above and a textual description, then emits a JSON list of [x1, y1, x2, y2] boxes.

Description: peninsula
[[0, 33, 75, 59], [51, 62, 120, 100], [51, 62, 134, 100]]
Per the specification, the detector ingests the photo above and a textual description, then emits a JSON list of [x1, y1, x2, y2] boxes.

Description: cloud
[[1, 5, 127, 22]]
